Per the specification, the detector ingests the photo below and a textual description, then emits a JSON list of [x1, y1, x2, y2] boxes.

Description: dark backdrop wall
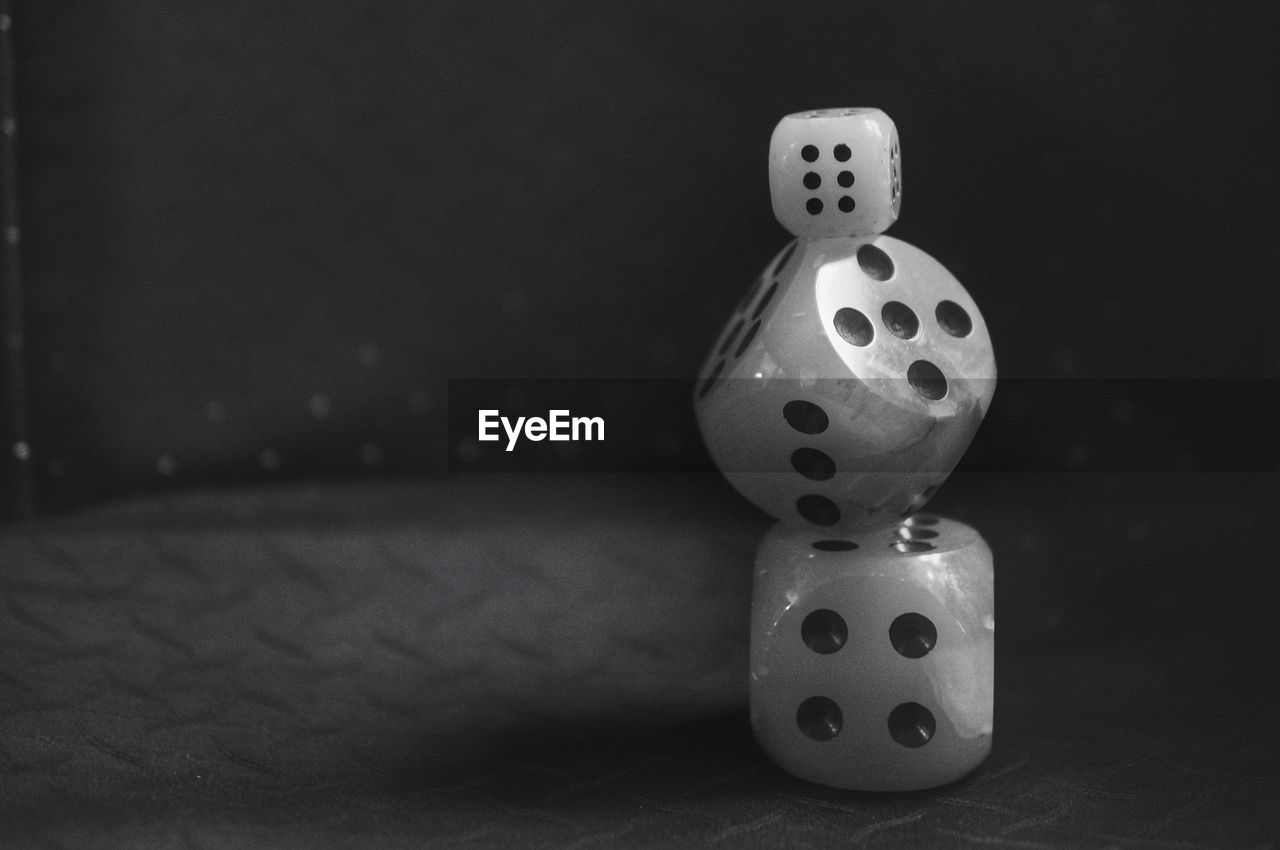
[[4, 1, 1279, 516]]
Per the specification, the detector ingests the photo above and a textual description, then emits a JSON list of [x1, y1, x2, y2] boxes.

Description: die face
[[749, 518, 994, 791], [695, 235, 995, 531], [814, 236, 995, 411], [769, 108, 900, 239]]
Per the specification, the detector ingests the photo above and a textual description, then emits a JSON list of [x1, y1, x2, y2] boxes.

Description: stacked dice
[[696, 108, 997, 791]]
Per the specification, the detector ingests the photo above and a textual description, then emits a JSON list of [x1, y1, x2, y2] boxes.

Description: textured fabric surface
[[2, 474, 1277, 847]]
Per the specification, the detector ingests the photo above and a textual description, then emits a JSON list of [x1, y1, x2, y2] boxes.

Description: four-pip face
[[769, 108, 900, 239], [749, 517, 994, 791]]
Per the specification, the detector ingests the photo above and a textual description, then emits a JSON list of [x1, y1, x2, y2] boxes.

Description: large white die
[[769, 108, 901, 239], [749, 517, 994, 791], [695, 235, 996, 531]]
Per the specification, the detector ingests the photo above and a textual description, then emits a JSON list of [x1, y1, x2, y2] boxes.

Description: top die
[[769, 108, 901, 239]]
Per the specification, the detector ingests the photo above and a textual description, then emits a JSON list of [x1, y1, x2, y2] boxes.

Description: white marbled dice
[[769, 108, 901, 239], [695, 236, 995, 531], [749, 515, 994, 791]]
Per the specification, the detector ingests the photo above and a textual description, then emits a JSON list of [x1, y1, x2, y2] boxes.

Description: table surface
[[2, 474, 1278, 848]]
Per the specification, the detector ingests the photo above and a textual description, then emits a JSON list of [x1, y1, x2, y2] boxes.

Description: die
[[749, 516, 994, 791], [695, 234, 996, 531], [769, 107, 901, 239]]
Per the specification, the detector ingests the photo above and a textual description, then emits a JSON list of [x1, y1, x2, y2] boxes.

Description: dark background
[[3, 2, 1280, 847], [4, 0, 1279, 515]]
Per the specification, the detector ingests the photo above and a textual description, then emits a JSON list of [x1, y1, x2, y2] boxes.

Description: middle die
[[695, 234, 996, 531]]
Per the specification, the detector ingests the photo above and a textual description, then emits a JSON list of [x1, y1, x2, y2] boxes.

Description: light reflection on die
[[749, 517, 994, 791]]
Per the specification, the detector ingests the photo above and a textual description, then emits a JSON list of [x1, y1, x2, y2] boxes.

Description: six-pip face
[[769, 108, 900, 239]]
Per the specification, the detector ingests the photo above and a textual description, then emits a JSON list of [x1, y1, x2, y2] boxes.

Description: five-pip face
[[769, 108, 900, 239]]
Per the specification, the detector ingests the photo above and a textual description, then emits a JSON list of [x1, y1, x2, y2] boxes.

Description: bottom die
[[749, 515, 994, 791]]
